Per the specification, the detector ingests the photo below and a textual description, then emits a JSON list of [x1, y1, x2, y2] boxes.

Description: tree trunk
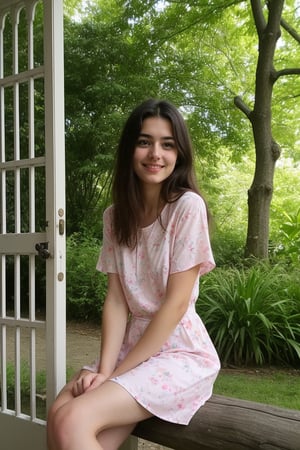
[[235, 1, 284, 258], [245, 0, 284, 258]]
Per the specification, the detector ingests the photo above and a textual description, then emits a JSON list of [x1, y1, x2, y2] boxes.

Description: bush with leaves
[[5, 361, 46, 398], [271, 208, 300, 265], [66, 234, 107, 322], [197, 263, 300, 367], [210, 228, 245, 267]]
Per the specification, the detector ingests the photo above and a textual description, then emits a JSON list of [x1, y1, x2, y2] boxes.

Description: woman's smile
[[143, 163, 164, 172], [133, 116, 178, 187]]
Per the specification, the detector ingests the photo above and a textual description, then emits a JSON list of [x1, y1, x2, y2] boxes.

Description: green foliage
[[5, 361, 46, 398], [3, 362, 46, 419], [66, 234, 107, 322], [206, 153, 254, 265], [211, 228, 245, 267], [197, 263, 300, 367], [272, 208, 300, 265], [3, 0, 300, 240]]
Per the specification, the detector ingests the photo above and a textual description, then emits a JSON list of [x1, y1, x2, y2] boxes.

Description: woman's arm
[[111, 264, 200, 378], [73, 272, 129, 396], [99, 272, 129, 377]]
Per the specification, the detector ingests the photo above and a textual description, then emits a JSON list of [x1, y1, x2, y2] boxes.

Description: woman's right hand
[[72, 370, 108, 397]]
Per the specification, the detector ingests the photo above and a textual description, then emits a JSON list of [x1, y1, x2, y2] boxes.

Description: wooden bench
[[120, 395, 300, 449]]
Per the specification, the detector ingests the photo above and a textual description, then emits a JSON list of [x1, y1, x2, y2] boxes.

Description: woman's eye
[[163, 141, 175, 149], [137, 139, 150, 147]]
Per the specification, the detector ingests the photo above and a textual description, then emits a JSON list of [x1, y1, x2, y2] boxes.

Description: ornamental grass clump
[[197, 263, 300, 366]]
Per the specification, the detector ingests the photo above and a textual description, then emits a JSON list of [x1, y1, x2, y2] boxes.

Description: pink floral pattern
[[86, 192, 220, 425]]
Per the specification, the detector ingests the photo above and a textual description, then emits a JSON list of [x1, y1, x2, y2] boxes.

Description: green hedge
[[66, 234, 107, 322]]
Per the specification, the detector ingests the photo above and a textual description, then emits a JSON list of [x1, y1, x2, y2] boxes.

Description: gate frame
[[0, 0, 66, 447]]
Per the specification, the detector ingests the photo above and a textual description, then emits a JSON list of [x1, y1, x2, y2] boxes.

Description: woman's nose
[[149, 142, 160, 159]]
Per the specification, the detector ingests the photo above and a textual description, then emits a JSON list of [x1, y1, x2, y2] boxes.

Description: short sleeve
[[96, 206, 118, 273], [169, 193, 215, 276]]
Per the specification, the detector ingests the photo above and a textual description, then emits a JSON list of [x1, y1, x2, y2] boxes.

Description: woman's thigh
[[53, 380, 152, 436]]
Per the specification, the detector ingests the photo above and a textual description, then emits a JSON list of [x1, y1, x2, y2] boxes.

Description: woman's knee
[[47, 397, 63, 424], [48, 401, 84, 448]]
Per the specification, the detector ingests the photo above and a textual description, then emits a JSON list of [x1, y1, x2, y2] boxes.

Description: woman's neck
[[140, 187, 164, 227]]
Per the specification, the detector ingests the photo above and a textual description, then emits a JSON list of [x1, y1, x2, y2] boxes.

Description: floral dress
[[84, 191, 220, 425]]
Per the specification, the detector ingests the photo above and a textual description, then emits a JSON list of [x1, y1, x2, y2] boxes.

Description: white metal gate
[[0, 0, 65, 448]]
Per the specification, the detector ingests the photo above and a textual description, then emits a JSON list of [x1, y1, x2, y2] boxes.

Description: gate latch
[[35, 242, 50, 259]]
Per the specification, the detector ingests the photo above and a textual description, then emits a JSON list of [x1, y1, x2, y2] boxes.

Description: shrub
[[5, 361, 46, 397], [270, 208, 300, 265], [210, 228, 245, 267], [66, 233, 107, 322], [197, 263, 300, 367]]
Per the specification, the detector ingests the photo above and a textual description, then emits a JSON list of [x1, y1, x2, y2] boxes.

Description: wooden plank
[[133, 395, 300, 450]]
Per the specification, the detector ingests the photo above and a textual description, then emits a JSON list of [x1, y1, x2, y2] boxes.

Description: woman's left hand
[[72, 371, 108, 397]]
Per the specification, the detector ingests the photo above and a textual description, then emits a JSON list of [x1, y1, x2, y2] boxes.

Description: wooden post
[[133, 395, 300, 450]]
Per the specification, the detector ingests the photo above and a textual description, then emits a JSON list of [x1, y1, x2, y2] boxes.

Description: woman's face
[[133, 117, 178, 190]]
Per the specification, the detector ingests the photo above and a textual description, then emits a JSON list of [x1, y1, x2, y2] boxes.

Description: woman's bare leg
[[96, 424, 136, 450], [47, 375, 79, 450], [49, 388, 136, 450], [48, 380, 152, 450]]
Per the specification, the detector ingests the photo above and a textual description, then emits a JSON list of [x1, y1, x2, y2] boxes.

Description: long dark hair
[[112, 98, 201, 248]]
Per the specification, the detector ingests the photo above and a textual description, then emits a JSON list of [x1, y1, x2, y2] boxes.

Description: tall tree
[[234, 0, 300, 258]]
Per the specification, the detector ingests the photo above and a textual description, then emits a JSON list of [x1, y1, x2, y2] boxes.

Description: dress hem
[[109, 377, 208, 426]]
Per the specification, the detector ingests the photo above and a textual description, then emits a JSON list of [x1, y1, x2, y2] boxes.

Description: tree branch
[[272, 67, 300, 82], [250, 0, 266, 38], [155, 0, 242, 44], [234, 96, 252, 120], [280, 17, 300, 44]]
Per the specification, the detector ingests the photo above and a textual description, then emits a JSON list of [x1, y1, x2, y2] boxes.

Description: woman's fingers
[[72, 372, 92, 396], [85, 373, 107, 393], [72, 372, 107, 397]]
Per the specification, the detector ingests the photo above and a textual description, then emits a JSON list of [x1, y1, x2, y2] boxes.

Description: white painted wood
[[0, 1, 65, 448], [0, 316, 45, 328], [0, 413, 45, 450], [0, 231, 47, 253], [0, 66, 44, 87], [0, 155, 46, 169], [43, 0, 66, 408]]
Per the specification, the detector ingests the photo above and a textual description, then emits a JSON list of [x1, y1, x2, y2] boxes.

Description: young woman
[[47, 99, 220, 450]]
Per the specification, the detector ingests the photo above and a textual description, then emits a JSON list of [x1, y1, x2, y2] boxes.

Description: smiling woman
[[112, 99, 200, 248], [133, 117, 178, 202], [47, 99, 220, 450]]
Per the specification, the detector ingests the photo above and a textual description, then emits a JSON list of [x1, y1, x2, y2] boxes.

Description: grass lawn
[[214, 367, 300, 410]]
